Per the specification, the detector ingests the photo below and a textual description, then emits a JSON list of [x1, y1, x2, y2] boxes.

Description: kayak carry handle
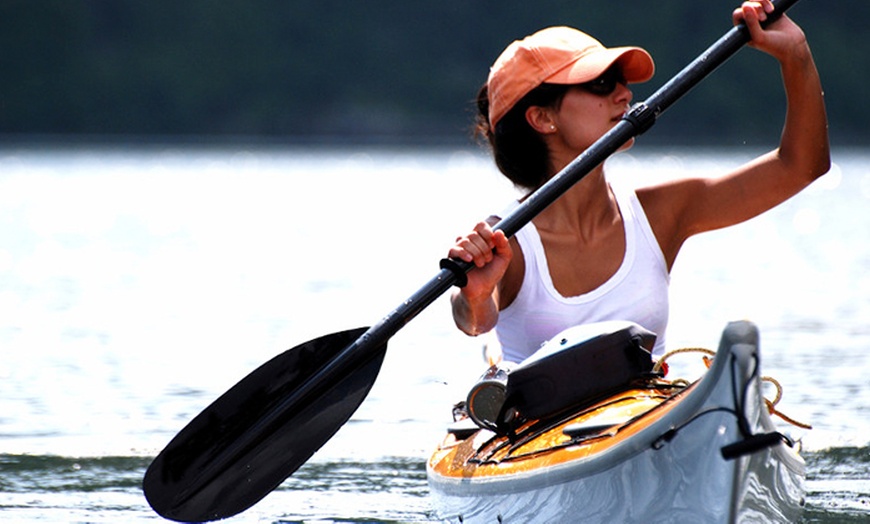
[[720, 431, 790, 460]]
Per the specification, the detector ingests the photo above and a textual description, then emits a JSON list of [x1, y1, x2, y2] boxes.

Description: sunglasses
[[576, 66, 627, 96]]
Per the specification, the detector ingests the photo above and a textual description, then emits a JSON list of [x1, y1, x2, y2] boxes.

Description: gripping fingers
[[733, 1, 774, 49], [450, 222, 497, 267], [733, 1, 773, 25]]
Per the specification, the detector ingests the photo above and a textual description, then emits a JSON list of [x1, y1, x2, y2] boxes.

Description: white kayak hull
[[427, 321, 805, 523]]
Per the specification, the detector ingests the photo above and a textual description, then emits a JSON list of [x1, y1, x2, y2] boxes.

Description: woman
[[448, 1, 830, 363]]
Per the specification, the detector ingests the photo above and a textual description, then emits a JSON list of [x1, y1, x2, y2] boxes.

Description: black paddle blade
[[143, 327, 386, 522]]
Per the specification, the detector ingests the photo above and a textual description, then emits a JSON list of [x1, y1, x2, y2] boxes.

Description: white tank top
[[495, 183, 670, 362]]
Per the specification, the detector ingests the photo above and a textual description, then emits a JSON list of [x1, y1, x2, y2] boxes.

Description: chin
[[617, 137, 635, 152]]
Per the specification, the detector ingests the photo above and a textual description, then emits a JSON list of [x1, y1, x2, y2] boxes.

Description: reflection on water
[[0, 451, 866, 522], [0, 145, 867, 522]]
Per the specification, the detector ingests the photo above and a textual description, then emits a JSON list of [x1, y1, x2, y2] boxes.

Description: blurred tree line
[[0, 0, 866, 146]]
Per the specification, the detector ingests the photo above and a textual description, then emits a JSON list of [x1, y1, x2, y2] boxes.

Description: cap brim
[[545, 46, 654, 85]]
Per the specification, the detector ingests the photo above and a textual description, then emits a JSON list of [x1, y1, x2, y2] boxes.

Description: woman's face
[[552, 68, 634, 154]]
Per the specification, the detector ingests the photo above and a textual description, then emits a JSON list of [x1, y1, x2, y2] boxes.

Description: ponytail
[[474, 83, 570, 191]]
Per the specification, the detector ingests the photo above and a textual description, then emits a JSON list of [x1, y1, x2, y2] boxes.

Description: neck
[[532, 166, 620, 239]]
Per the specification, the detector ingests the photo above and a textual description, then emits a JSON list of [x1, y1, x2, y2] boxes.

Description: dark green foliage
[[0, 0, 863, 145]]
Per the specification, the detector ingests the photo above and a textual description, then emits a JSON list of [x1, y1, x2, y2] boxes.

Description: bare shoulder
[[635, 177, 707, 226], [635, 176, 705, 201], [634, 177, 710, 268]]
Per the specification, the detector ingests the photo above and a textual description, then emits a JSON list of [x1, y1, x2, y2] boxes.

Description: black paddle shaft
[[144, 1, 800, 521]]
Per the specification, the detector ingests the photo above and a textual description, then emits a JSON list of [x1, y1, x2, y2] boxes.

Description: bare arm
[[641, 1, 830, 267], [448, 220, 514, 336]]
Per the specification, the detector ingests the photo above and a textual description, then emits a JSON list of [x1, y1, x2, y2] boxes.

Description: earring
[[549, 125, 556, 131]]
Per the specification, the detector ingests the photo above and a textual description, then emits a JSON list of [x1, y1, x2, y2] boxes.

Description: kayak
[[426, 320, 806, 523]]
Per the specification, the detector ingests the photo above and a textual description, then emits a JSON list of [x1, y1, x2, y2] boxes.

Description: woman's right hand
[[448, 221, 513, 304]]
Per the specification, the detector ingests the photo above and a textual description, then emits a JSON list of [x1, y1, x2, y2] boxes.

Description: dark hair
[[474, 83, 572, 190]]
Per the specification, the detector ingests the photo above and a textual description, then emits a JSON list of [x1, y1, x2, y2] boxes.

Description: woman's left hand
[[733, 1, 808, 62]]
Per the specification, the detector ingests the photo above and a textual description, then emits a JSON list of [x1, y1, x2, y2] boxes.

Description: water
[[0, 144, 868, 522]]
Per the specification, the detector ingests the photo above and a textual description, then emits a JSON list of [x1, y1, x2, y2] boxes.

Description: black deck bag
[[504, 321, 656, 422]]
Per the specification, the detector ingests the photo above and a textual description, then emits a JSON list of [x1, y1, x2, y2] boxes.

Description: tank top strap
[[610, 181, 668, 278]]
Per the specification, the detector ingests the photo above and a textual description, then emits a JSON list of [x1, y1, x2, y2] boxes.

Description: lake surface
[[0, 144, 868, 522]]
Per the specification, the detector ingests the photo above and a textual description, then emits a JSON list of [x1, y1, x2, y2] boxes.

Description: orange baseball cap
[[487, 26, 655, 128]]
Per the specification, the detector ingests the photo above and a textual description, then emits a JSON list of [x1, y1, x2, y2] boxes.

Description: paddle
[[143, 0, 800, 520]]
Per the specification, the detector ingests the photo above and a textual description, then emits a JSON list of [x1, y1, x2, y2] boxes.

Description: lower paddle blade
[[143, 327, 386, 522]]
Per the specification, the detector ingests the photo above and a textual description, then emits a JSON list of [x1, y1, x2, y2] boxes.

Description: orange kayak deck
[[428, 383, 689, 481]]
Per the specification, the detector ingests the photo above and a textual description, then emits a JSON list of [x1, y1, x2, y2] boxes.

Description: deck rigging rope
[[762, 375, 813, 429], [654, 347, 812, 430]]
